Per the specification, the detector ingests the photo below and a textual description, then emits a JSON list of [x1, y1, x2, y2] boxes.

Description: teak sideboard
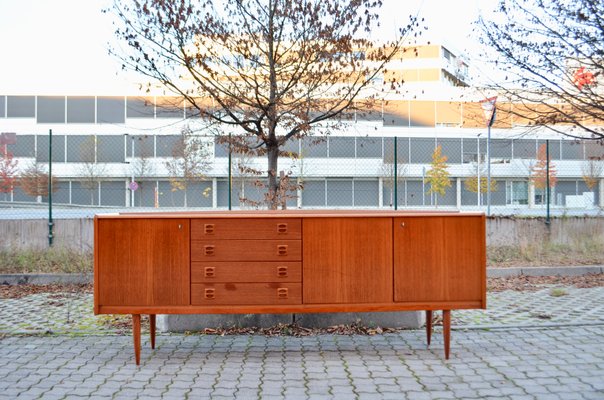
[[94, 210, 486, 364]]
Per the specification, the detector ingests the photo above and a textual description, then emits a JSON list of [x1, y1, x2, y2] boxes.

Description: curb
[[487, 265, 604, 278], [1, 267, 602, 285], [0, 273, 92, 285]]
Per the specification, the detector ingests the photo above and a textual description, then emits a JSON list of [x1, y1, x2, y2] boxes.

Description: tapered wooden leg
[[132, 314, 141, 366], [425, 310, 433, 347], [443, 310, 451, 360], [149, 314, 156, 350]]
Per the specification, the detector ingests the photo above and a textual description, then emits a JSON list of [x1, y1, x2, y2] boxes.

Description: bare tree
[[109, 0, 420, 208], [165, 126, 212, 207], [380, 160, 408, 207], [582, 159, 603, 195], [478, 0, 604, 142], [78, 136, 106, 205], [464, 162, 498, 206]]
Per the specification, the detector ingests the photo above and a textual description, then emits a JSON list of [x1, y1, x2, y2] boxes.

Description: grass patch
[[549, 288, 568, 297], [0, 248, 92, 274], [488, 236, 604, 267]]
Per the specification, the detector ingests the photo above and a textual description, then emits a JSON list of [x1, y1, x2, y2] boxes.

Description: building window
[[506, 181, 528, 205]]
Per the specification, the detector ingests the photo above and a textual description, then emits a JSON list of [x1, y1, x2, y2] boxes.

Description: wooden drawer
[[191, 240, 301, 261], [191, 283, 302, 305], [191, 218, 301, 240], [191, 261, 302, 283]]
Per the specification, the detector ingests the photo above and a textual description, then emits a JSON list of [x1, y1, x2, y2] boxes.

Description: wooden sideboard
[[94, 210, 486, 364]]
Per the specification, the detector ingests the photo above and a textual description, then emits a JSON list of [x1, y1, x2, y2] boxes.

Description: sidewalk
[[1, 278, 603, 399]]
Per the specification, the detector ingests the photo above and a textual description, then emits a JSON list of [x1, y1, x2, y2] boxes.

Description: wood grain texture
[[97, 218, 190, 306], [99, 300, 483, 315], [191, 218, 301, 240], [192, 261, 301, 283], [393, 215, 485, 303], [191, 283, 302, 305], [191, 239, 301, 262], [303, 218, 393, 304]]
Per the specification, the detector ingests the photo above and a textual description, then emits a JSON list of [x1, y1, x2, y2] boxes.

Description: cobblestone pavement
[[2, 286, 604, 335], [0, 326, 603, 399], [1, 284, 604, 399]]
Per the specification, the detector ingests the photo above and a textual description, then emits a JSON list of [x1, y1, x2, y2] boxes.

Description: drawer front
[[192, 261, 302, 283], [191, 283, 302, 305], [191, 218, 301, 240], [191, 240, 301, 261]]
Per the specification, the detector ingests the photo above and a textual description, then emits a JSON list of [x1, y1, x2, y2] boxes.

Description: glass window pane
[[356, 137, 382, 158], [66, 135, 94, 162], [97, 97, 125, 123], [133, 180, 157, 207], [513, 139, 536, 159], [437, 138, 461, 164], [8, 135, 35, 157], [156, 96, 184, 118], [301, 137, 327, 157], [97, 135, 125, 163], [71, 181, 98, 206], [405, 180, 424, 206], [156, 135, 180, 157], [409, 138, 435, 164], [67, 96, 95, 123], [584, 140, 603, 160], [49, 181, 70, 204], [490, 139, 512, 159], [281, 138, 299, 157], [36, 135, 65, 162], [383, 137, 409, 163], [538, 139, 561, 160], [127, 135, 155, 158], [158, 180, 184, 207], [7, 96, 35, 118], [328, 137, 355, 158], [560, 140, 583, 160], [301, 180, 325, 206], [217, 179, 241, 208], [127, 96, 155, 118], [326, 180, 352, 206], [0, 96, 5, 118], [354, 180, 378, 206], [100, 181, 126, 206], [37, 96, 65, 123]]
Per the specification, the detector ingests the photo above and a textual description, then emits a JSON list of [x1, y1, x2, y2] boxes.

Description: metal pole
[[477, 136, 480, 207], [228, 133, 232, 210], [48, 129, 53, 247], [131, 137, 135, 207], [546, 139, 551, 225], [487, 125, 491, 216], [394, 136, 398, 210], [422, 167, 425, 206]]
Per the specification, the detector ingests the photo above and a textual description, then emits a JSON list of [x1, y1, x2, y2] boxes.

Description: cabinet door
[[96, 218, 190, 306], [303, 218, 393, 304], [394, 215, 485, 303]]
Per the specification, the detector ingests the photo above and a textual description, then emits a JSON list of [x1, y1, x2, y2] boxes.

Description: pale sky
[[0, 0, 495, 95]]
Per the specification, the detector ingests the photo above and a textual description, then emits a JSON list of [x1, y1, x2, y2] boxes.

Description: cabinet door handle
[[204, 288, 215, 300], [204, 245, 215, 256], [277, 245, 288, 256], [204, 224, 215, 234], [277, 266, 288, 277], [277, 223, 288, 234], [204, 267, 215, 278], [277, 288, 289, 299]]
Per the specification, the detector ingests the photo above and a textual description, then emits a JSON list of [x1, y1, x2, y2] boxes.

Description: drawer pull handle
[[277, 223, 288, 233], [277, 288, 288, 299], [277, 266, 288, 277], [277, 245, 288, 255], [204, 224, 215, 234], [205, 288, 215, 300], [204, 245, 215, 256], [204, 267, 215, 278]]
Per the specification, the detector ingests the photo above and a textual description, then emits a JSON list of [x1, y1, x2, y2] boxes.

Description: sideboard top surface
[[95, 210, 485, 219]]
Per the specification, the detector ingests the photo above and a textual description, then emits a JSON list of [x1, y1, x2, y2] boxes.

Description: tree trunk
[[267, 144, 279, 210]]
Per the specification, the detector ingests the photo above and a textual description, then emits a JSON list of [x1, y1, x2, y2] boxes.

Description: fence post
[[394, 136, 398, 210], [48, 129, 54, 247]]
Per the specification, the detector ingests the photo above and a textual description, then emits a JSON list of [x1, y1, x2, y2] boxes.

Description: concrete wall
[[0, 218, 94, 252], [1, 216, 603, 252]]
